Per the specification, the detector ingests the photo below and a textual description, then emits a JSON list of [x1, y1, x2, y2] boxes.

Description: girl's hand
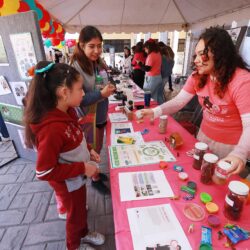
[[101, 84, 116, 98], [90, 149, 100, 163], [222, 155, 245, 176], [85, 162, 99, 177], [135, 109, 154, 119]]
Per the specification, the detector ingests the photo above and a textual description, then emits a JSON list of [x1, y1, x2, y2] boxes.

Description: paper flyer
[[119, 170, 174, 201], [108, 112, 128, 123], [111, 122, 134, 135], [111, 132, 144, 146], [127, 204, 192, 250], [109, 141, 176, 168]]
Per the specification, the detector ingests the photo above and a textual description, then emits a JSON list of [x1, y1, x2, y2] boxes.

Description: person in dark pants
[[0, 111, 10, 141], [131, 42, 146, 89]]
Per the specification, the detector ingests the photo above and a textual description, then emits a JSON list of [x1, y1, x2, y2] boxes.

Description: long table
[[107, 102, 250, 250]]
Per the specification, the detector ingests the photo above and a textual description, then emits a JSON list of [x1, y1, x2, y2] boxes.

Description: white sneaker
[[81, 231, 105, 246], [78, 243, 96, 250], [58, 213, 67, 220]]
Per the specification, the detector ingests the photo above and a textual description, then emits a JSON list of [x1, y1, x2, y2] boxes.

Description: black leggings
[[132, 69, 145, 89]]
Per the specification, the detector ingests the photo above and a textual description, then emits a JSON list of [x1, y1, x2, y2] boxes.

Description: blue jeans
[[143, 75, 164, 104], [0, 111, 9, 138]]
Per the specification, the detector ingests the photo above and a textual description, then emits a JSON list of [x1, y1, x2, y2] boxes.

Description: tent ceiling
[[38, 0, 250, 33]]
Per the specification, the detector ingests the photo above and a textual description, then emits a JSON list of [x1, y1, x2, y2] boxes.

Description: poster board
[[109, 141, 176, 169], [0, 35, 9, 66], [9, 32, 37, 80]]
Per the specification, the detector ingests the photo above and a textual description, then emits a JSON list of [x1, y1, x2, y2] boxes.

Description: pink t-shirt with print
[[145, 52, 161, 76], [183, 68, 250, 144]]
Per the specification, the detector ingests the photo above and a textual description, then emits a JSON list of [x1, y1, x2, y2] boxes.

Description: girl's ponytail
[[23, 61, 80, 147]]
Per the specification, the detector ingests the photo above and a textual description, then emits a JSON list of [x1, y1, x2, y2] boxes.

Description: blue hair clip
[[35, 62, 55, 75]]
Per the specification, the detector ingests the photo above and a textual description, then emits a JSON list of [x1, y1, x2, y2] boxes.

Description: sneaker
[[81, 232, 105, 246], [78, 243, 96, 250], [58, 212, 67, 220], [91, 180, 110, 195], [98, 173, 108, 182]]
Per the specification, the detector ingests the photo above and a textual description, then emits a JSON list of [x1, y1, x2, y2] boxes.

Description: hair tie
[[35, 63, 55, 77]]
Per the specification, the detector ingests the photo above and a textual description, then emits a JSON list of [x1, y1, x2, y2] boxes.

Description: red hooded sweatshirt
[[30, 108, 91, 192]]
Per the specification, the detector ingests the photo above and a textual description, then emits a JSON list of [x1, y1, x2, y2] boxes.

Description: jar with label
[[192, 142, 208, 170], [200, 153, 218, 184], [212, 161, 231, 185], [159, 115, 168, 134], [224, 181, 249, 220]]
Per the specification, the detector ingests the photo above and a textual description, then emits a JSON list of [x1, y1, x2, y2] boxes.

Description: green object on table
[[181, 185, 196, 195], [199, 243, 213, 250], [200, 192, 212, 203]]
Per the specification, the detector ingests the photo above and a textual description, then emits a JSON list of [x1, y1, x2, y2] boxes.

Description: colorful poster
[[127, 204, 192, 250], [119, 170, 174, 201], [109, 141, 176, 168], [111, 122, 134, 135], [0, 76, 11, 95], [0, 102, 23, 126], [111, 132, 144, 146], [9, 82, 28, 105], [0, 36, 9, 66], [10, 33, 37, 80]]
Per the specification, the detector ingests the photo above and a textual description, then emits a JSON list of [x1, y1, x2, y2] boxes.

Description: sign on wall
[[10, 32, 37, 80]]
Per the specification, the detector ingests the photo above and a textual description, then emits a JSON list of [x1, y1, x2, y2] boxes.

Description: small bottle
[[200, 153, 218, 184], [212, 161, 231, 185], [192, 142, 208, 170], [159, 115, 168, 134], [224, 181, 249, 220]]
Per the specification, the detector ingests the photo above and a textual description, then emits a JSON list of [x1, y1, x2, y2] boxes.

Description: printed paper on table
[[119, 170, 174, 201], [111, 132, 144, 146], [127, 204, 192, 250], [111, 122, 134, 136], [109, 140, 175, 168], [109, 112, 128, 123]]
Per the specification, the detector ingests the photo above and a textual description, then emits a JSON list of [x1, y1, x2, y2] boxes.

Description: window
[[178, 39, 185, 52], [103, 39, 131, 53]]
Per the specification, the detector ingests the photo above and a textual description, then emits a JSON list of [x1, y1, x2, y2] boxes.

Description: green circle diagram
[[142, 147, 160, 156]]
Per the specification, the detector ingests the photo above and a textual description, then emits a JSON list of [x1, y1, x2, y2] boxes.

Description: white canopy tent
[[38, 0, 250, 33]]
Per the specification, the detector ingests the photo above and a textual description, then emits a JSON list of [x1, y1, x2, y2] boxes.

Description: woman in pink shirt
[[139, 39, 163, 104], [140, 27, 250, 176]]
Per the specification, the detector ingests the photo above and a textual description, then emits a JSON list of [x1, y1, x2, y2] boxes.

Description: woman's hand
[[90, 149, 100, 163], [222, 155, 245, 176], [101, 83, 116, 98], [84, 162, 99, 177], [135, 109, 154, 119]]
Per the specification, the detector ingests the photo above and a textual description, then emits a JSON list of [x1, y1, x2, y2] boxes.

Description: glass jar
[[192, 142, 208, 170], [212, 161, 231, 185], [200, 153, 218, 184], [159, 115, 168, 134], [224, 181, 249, 220]]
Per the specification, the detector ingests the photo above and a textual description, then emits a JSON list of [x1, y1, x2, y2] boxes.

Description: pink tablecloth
[[106, 104, 250, 250]]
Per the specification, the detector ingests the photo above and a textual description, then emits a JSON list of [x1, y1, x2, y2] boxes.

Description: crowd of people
[[121, 39, 175, 104], [22, 26, 250, 250]]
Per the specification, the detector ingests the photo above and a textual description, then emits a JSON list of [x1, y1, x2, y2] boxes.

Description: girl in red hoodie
[[24, 61, 105, 250]]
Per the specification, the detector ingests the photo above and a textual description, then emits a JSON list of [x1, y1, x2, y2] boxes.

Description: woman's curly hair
[[193, 27, 249, 98]]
